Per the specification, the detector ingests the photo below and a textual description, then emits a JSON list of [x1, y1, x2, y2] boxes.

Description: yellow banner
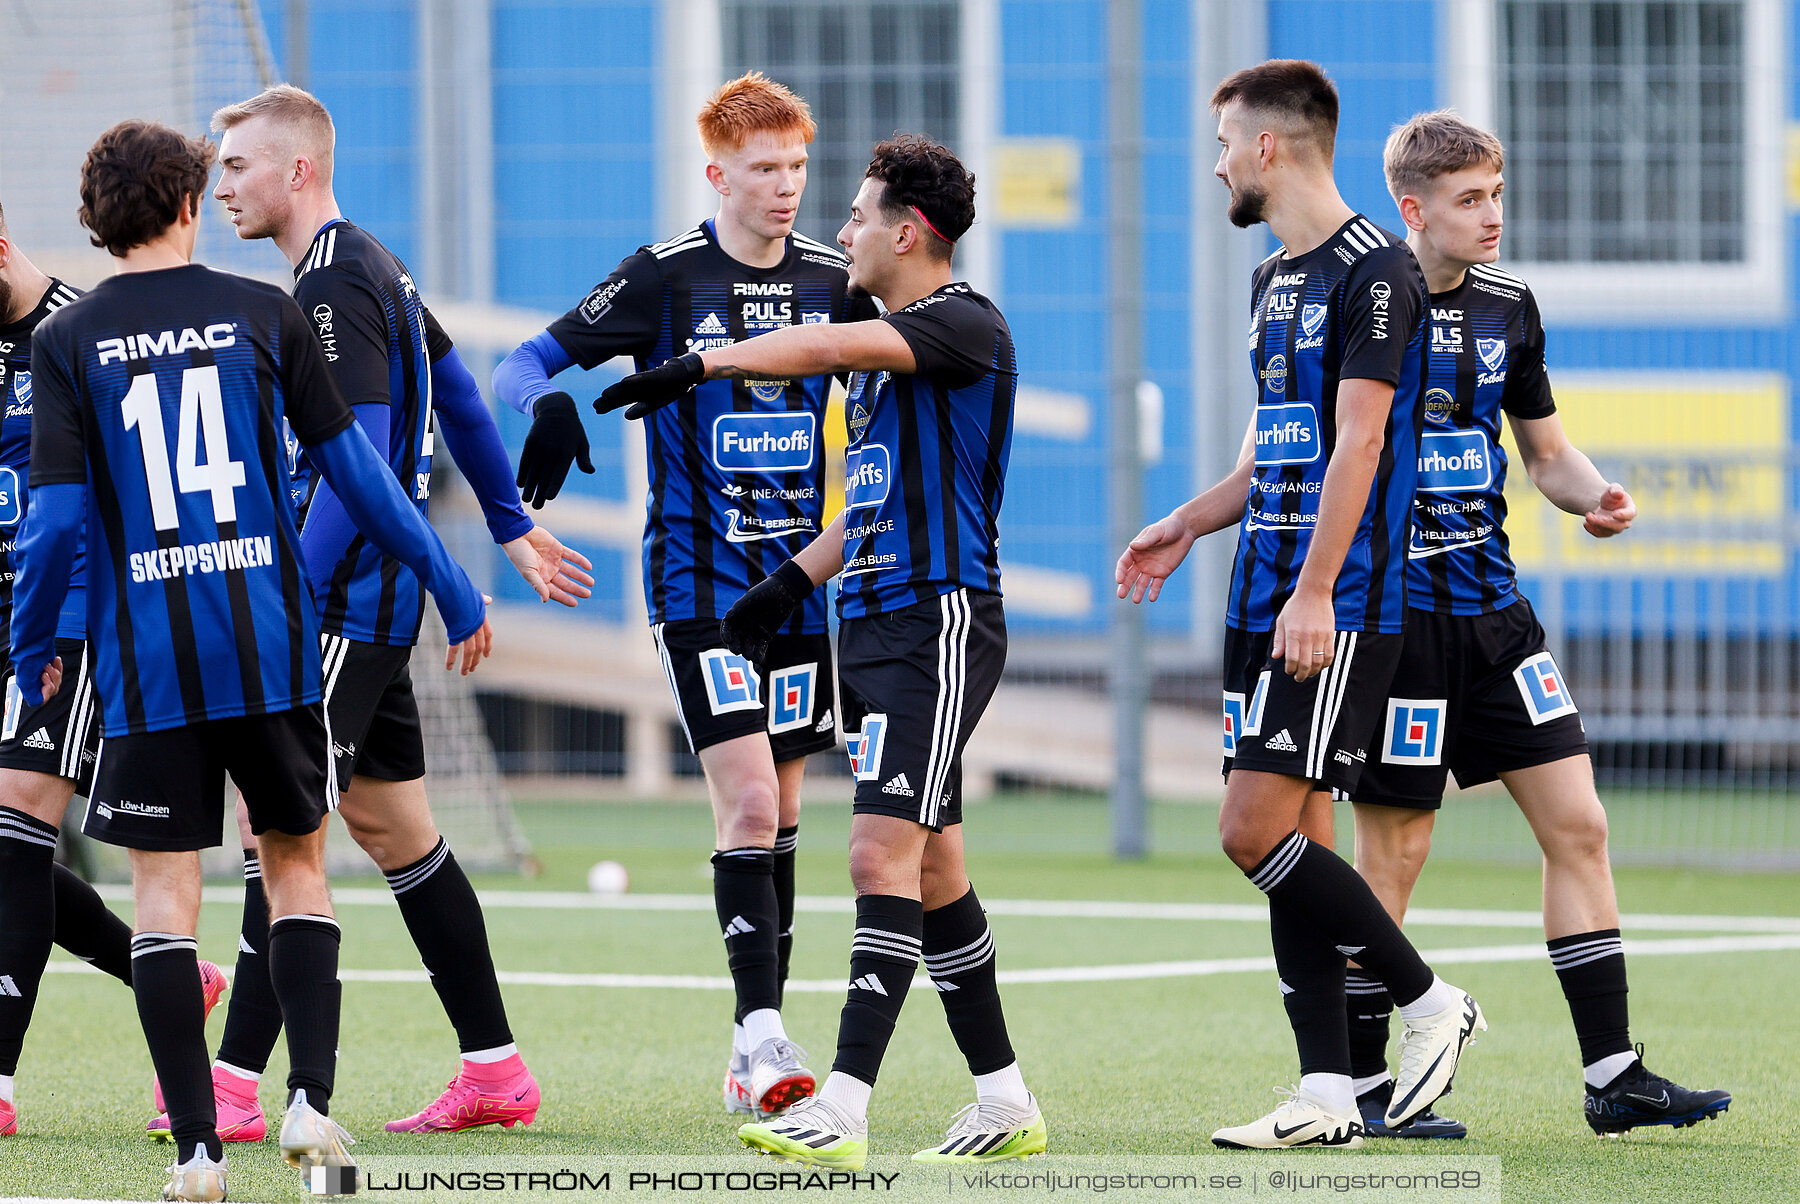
[[1502, 373, 1788, 573]]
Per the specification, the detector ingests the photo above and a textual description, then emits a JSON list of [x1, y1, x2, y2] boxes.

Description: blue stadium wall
[[256, 0, 1800, 638]]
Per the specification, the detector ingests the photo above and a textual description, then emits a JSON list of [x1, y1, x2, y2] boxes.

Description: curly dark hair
[[79, 121, 217, 257], [864, 135, 975, 263]]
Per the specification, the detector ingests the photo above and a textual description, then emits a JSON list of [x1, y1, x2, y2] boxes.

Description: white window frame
[[657, 0, 999, 297], [1441, 0, 1785, 324]]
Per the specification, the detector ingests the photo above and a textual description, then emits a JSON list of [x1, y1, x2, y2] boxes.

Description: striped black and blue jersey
[[1229, 215, 1428, 635], [838, 284, 1016, 621], [1408, 262, 1556, 615], [544, 221, 877, 633], [26, 264, 356, 735], [292, 220, 445, 646], [0, 279, 86, 654]]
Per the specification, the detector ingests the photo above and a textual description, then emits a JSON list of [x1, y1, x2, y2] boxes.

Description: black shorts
[[1222, 626, 1402, 795], [320, 635, 427, 787], [651, 619, 837, 762], [0, 638, 101, 793], [1351, 599, 1590, 810], [82, 704, 335, 852], [838, 589, 1006, 832]]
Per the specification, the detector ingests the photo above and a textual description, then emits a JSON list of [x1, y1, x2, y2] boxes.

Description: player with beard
[[1117, 60, 1484, 1148]]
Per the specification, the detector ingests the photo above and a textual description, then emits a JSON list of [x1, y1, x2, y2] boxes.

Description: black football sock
[[1271, 896, 1352, 1076], [1248, 831, 1435, 1006], [773, 825, 799, 1005], [1346, 970, 1393, 1083], [831, 894, 922, 1085], [386, 838, 514, 1053], [131, 934, 221, 1160], [51, 862, 132, 984], [1548, 929, 1632, 1069], [268, 915, 341, 1113], [711, 846, 782, 1023], [923, 886, 1016, 1075], [215, 852, 283, 1075], [0, 807, 57, 1076]]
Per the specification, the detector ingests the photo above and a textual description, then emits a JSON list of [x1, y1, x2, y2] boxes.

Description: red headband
[[910, 204, 956, 245]]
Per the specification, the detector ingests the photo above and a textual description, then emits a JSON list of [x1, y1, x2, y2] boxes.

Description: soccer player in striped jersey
[[495, 73, 875, 1118], [1338, 110, 1727, 1139], [609, 135, 1042, 1169], [197, 85, 589, 1138], [14, 119, 489, 1200], [1116, 61, 1483, 1147], [0, 204, 230, 1140]]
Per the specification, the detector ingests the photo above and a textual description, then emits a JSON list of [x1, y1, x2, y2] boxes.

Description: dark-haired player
[[0, 203, 228, 1141], [15, 119, 489, 1200], [605, 135, 1042, 1169], [495, 72, 873, 1118], [199, 84, 591, 1137], [1338, 109, 1728, 1140], [1116, 60, 1483, 1148]]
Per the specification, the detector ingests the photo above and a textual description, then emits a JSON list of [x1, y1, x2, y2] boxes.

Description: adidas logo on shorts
[[814, 709, 834, 733], [882, 773, 915, 797], [21, 728, 54, 752], [1264, 729, 1298, 752]]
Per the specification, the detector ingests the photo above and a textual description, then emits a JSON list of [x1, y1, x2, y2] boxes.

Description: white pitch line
[[91, 885, 1800, 935], [43, 933, 1800, 991]]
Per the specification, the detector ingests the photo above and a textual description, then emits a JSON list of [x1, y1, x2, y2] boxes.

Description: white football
[[586, 859, 630, 894]]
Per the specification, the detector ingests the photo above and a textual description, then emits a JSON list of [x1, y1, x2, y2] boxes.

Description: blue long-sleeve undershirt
[[307, 424, 485, 643], [431, 347, 532, 545], [9, 482, 81, 704], [491, 331, 575, 417]]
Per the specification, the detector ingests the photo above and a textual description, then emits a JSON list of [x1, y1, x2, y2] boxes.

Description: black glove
[[720, 560, 815, 664], [594, 352, 705, 419], [515, 392, 593, 508]]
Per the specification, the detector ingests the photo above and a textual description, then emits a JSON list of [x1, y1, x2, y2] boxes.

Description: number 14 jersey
[[28, 264, 356, 735]]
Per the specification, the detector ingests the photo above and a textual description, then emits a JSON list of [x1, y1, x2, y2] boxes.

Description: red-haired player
[[496, 73, 876, 1118]]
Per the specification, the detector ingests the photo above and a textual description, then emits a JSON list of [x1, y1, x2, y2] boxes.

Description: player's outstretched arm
[[1507, 412, 1636, 538], [720, 512, 846, 663], [1116, 416, 1256, 603], [494, 332, 593, 507], [306, 424, 492, 672], [9, 483, 81, 704], [601, 320, 917, 420], [432, 345, 595, 603]]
